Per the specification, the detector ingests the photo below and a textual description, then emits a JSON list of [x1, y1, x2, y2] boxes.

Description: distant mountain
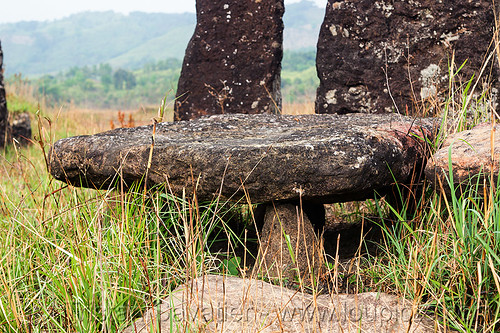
[[0, 11, 196, 75], [0, 0, 324, 76]]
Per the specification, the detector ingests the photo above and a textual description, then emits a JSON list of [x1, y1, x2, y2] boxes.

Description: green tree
[[99, 64, 113, 88], [113, 69, 136, 90]]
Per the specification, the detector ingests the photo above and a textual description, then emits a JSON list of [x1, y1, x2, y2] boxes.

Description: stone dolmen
[[50, 113, 433, 281]]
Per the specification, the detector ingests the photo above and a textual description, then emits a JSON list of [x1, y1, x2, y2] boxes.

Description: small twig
[[383, 45, 401, 115], [205, 81, 231, 113]]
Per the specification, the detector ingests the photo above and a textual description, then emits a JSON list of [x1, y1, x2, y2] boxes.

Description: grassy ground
[[1, 67, 500, 332]]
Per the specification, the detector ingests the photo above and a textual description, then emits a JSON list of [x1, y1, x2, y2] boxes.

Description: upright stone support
[[0, 41, 7, 146], [174, 0, 284, 121], [257, 203, 325, 284], [316, 0, 498, 115]]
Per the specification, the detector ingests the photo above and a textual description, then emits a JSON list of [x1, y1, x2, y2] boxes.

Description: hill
[[0, 11, 195, 75], [0, 1, 324, 76]]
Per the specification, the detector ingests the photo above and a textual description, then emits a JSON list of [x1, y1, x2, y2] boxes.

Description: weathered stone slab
[[316, 0, 497, 115], [49, 114, 433, 204], [425, 123, 499, 194], [122, 275, 435, 333], [174, 0, 284, 121], [0, 41, 7, 147]]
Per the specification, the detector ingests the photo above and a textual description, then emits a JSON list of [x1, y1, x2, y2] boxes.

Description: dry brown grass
[[46, 101, 313, 140], [47, 106, 164, 138], [282, 101, 315, 115]]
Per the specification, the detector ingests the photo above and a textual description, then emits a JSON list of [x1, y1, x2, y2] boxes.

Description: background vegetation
[[1, 1, 323, 109], [19, 50, 318, 109]]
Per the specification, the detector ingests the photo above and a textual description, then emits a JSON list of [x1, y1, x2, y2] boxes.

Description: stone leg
[[254, 201, 325, 233], [255, 203, 325, 285]]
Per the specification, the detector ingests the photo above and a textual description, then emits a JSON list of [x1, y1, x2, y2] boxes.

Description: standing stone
[[174, 0, 284, 121], [0, 41, 7, 147], [11, 112, 32, 146], [316, 0, 498, 115]]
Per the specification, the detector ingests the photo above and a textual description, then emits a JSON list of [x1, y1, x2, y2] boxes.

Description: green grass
[[368, 168, 500, 332]]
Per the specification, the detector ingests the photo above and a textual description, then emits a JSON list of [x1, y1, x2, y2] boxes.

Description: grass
[[367, 169, 500, 332], [1, 48, 500, 332]]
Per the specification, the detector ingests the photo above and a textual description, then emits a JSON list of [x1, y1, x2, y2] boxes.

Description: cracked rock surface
[[123, 275, 436, 333], [49, 113, 433, 203]]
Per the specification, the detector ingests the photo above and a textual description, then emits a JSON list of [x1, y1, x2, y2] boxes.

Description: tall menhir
[[315, 0, 498, 115], [0, 41, 7, 147], [174, 0, 284, 121]]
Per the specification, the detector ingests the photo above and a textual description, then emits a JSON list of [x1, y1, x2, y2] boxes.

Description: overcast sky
[[0, 0, 327, 24]]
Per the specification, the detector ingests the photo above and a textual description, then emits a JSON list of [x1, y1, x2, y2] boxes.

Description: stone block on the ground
[[174, 0, 284, 121], [425, 123, 499, 194], [315, 0, 497, 115], [49, 113, 434, 204], [10, 112, 32, 146], [122, 275, 436, 333]]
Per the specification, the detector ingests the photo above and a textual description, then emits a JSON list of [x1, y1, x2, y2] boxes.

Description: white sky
[[0, 0, 327, 24]]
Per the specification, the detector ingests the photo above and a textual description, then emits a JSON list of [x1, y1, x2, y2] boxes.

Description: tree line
[[26, 50, 318, 109]]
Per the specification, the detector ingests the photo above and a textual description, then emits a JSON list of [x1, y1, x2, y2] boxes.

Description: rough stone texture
[[316, 0, 498, 115], [425, 123, 499, 194], [0, 41, 7, 147], [10, 112, 32, 146], [257, 204, 324, 283], [254, 201, 326, 232], [122, 275, 436, 333], [49, 113, 434, 204], [174, 0, 284, 121]]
